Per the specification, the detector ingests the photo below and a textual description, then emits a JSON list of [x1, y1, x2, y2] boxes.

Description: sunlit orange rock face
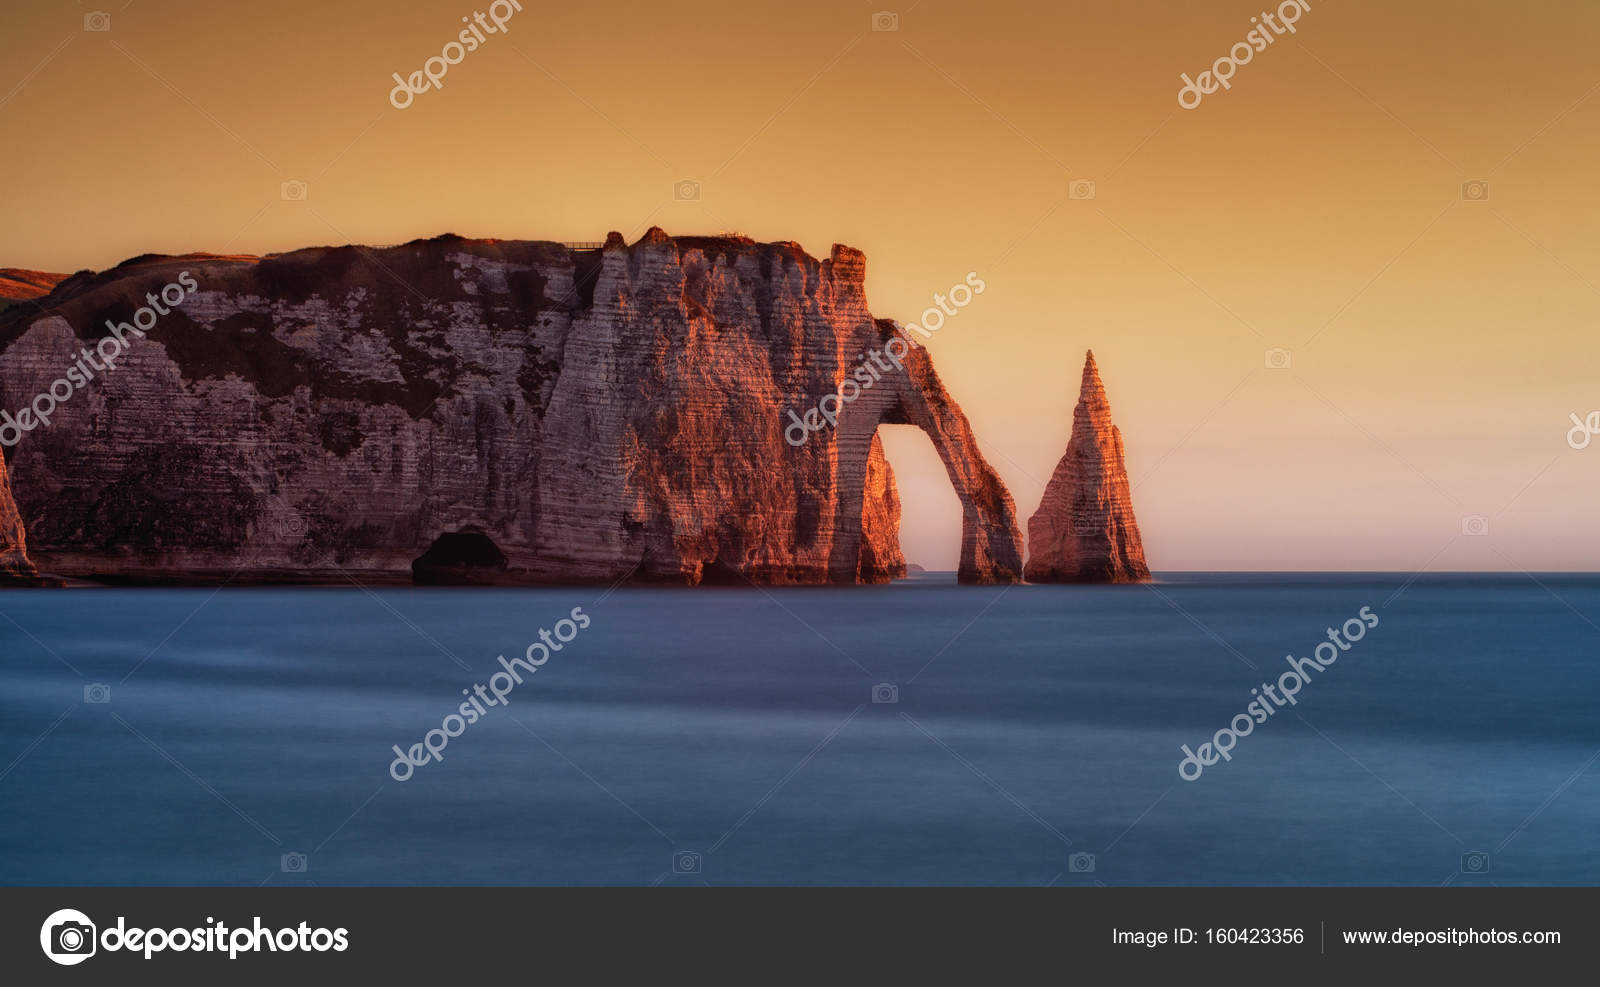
[[0, 269, 67, 303], [0, 230, 1022, 585], [0, 451, 42, 584], [1025, 351, 1150, 584]]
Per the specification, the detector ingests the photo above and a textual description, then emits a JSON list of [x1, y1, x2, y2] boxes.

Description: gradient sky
[[3, 0, 1598, 571]]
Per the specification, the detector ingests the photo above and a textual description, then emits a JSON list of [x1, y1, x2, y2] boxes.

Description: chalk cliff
[[0, 230, 1022, 585], [0, 450, 42, 584], [1025, 351, 1149, 583]]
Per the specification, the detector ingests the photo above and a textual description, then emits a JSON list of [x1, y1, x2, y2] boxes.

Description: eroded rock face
[[0, 230, 1021, 585], [1025, 351, 1149, 584], [824, 317, 1023, 584], [0, 451, 42, 584]]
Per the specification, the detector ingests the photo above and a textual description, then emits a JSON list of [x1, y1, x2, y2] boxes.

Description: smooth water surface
[[2, 573, 1596, 885]]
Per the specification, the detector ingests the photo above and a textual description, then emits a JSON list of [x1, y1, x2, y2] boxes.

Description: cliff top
[[1, 230, 864, 333], [0, 269, 68, 301]]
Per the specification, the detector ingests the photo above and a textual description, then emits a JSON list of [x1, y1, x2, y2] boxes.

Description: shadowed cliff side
[[0, 230, 1021, 585], [1025, 351, 1149, 584]]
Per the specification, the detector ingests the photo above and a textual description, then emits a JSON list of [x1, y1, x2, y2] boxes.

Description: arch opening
[[874, 424, 964, 578]]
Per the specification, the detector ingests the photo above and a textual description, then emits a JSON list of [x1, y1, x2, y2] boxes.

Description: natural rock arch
[[826, 323, 1023, 585]]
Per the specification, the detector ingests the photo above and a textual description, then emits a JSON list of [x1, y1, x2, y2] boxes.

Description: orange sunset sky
[[3, 0, 1599, 571]]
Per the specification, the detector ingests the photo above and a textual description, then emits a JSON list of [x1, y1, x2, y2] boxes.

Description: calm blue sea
[[1, 573, 1596, 886]]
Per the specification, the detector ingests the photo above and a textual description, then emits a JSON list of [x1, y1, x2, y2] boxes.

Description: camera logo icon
[[872, 682, 898, 704], [1461, 515, 1490, 537], [1070, 515, 1102, 536], [281, 180, 309, 201], [83, 12, 111, 32], [281, 852, 308, 873], [1461, 181, 1490, 202], [1461, 850, 1490, 874], [1069, 179, 1096, 200], [269, 508, 309, 540], [83, 683, 111, 704], [1264, 347, 1293, 370], [871, 11, 900, 32], [1068, 852, 1096, 873], [673, 850, 702, 875], [40, 908, 96, 965], [674, 179, 701, 201]]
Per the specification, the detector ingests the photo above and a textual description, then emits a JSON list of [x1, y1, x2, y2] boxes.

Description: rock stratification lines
[[0, 451, 41, 585], [1025, 351, 1150, 584], [0, 230, 1024, 585]]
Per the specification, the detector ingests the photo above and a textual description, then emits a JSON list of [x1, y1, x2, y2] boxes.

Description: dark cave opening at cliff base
[[411, 530, 508, 585]]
